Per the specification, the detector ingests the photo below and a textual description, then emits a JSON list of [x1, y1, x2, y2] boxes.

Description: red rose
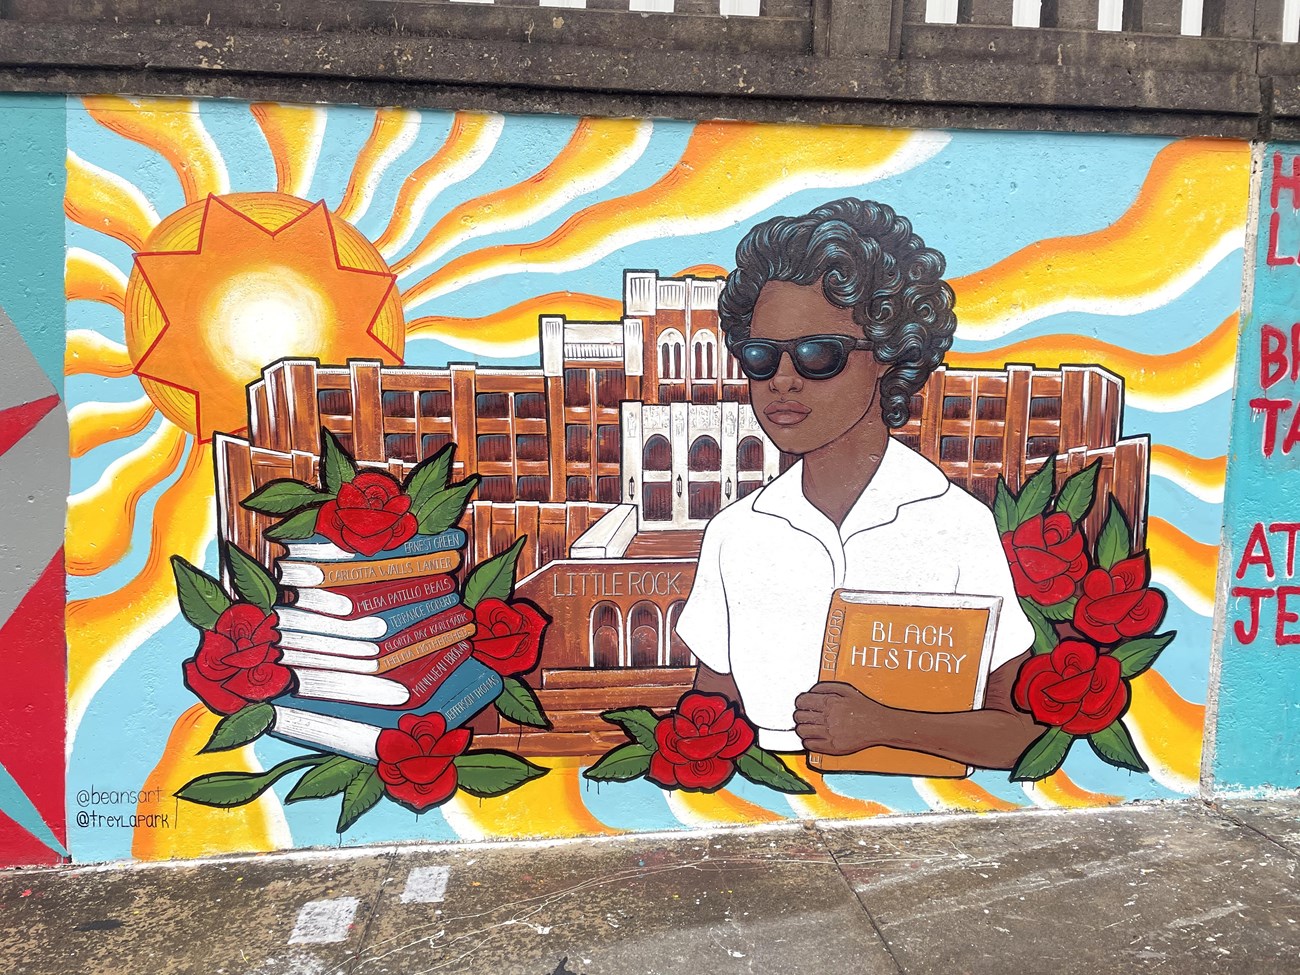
[[1001, 513, 1088, 605], [469, 598, 548, 676], [647, 692, 755, 791], [182, 603, 291, 715], [1073, 554, 1167, 645], [315, 471, 418, 557], [376, 713, 471, 812], [1013, 640, 1128, 735]]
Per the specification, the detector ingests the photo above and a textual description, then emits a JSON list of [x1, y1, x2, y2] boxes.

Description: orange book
[[808, 590, 1002, 778]]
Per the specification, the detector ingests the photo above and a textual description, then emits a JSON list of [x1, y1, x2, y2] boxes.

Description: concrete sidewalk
[[2, 797, 1299, 975]]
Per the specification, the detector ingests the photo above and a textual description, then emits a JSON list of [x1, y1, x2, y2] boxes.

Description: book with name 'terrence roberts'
[[808, 589, 1003, 778]]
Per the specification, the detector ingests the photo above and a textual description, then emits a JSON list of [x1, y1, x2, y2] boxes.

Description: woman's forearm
[[871, 704, 1043, 770]]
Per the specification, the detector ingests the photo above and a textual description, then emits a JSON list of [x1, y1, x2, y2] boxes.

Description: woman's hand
[[793, 682, 890, 755]]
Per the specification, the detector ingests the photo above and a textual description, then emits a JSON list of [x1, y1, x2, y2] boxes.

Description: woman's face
[[746, 279, 885, 456]]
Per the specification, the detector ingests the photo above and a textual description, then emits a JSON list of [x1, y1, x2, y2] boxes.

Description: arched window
[[657, 329, 685, 382], [666, 600, 693, 666], [643, 434, 672, 471], [737, 436, 764, 472], [628, 601, 662, 667], [689, 435, 721, 472], [691, 331, 717, 381], [725, 349, 743, 380], [590, 602, 623, 668]]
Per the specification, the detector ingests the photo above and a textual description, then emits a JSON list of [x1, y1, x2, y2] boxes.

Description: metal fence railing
[[923, 0, 1299, 39]]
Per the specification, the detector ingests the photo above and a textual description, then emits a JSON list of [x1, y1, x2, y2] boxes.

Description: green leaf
[[1087, 720, 1148, 774], [337, 765, 384, 833], [1010, 726, 1073, 782], [176, 756, 324, 808], [735, 746, 815, 795], [405, 443, 454, 509], [263, 508, 321, 542], [285, 756, 369, 804], [993, 478, 1017, 535], [462, 536, 526, 610], [171, 555, 232, 631], [495, 677, 551, 729], [200, 703, 274, 754], [414, 478, 479, 536], [242, 479, 335, 515], [582, 742, 653, 783], [1014, 456, 1056, 525], [454, 750, 549, 798], [1111, 632, 1176, 679], [226, 545, 278, 612], [1053, 460, 1101, 524], [1095, 498, 1133, 570], [319, 428, 357, 494], [1018, 598, 1059, 656], [600, 707, 659, 750], [1036, 596, 1078, 622]]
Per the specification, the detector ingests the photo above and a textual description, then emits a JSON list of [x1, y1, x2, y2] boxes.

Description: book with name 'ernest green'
[[808, 589, 1002, 778]]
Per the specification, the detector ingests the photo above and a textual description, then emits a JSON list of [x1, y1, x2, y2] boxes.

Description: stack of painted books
[[266, 527, 502, 762]]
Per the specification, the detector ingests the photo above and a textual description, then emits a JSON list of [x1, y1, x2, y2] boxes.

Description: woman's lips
[[763, 400, 812, 425]]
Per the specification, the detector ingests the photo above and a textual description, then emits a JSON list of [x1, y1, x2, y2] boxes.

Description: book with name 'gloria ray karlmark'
[[287, 639, 475, 708], [282, 573, 458, 619], [275, 592, 464, 642], [281, 528, 467, 563], [808, 589, 1003, 779], [276, 549, 462, 589], [278, 616, 476, 671], [268, 656, 503, 763]]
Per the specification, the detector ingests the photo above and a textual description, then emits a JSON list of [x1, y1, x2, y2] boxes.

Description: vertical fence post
[[821, 0, 903, 55], [966, 0, 1016, 24], [1140, 0, 1184, 32], [1253, 0, 1287, 40], [1044, 0, 1102, 29]]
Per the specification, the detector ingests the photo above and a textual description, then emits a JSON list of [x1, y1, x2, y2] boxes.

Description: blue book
[[269, 657, 503, 764], [281, 528, 467, 563], [275, 591, 462, 644]]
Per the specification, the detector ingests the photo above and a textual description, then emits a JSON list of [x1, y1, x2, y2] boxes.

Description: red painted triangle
[[0, 394, 58, 459]]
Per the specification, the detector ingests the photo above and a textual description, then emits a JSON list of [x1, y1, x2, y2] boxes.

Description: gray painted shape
[[0, 408, 66, 623], [0, 305, 57, 413]]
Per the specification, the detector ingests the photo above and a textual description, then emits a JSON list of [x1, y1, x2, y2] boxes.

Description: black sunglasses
[[728, 334, 874, 381]]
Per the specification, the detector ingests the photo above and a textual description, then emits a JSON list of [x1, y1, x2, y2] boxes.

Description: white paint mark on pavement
[[289, 897, 360, 944], [401, 865, 451, 904]]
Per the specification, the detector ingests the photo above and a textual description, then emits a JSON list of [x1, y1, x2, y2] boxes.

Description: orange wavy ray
[[401, 122, 934, 308], [1126, 670, 1204, 793], [65, 150, 160, 252], [442, 758, 621, 840], [1150, 445, 1227, 503], [667, 786, 786, 826], [915, 778, 1022, 812], [134, 704, 289, 860], [1024, 770, 1122, 809], [66, 330, 134, 378], [394, 117, 651, 279], [250, 102, 326, 198], [67, 421, 187, 576], [946, 313, 1238, 412], [375, 111, 504, 258], [784, 756, 890, 819], [335, 107, 421, 225], [1148, 515, 1218, 616], [81, 95, 229, 204], [67, 440, 216, 732], [69, 396, 157, 458], [65, 248, 127, 312], [951, 139, 1249, 338], [675, 263, 729, 279], [407, 291, 623, 357]]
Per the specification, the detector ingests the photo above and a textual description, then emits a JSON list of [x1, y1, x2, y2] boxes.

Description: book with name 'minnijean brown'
[[809, 590, 1003, 778]]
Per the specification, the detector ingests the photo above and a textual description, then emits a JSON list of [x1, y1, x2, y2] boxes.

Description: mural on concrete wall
[[1213, 145, 1300, 791], [53, 97, 1245, 861]]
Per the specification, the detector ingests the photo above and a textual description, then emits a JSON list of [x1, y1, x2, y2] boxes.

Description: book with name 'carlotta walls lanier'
[[276, 549, 463, 588], [809, 589, 1003, 779]]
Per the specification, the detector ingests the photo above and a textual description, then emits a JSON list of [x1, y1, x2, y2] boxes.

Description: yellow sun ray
[[783, 756, 891, 819], [65, 247, 127, 312], [65, 150, 160, 252], [69, 396, 157, 458], [667, 787, 787, 826], [400, 122, 945, 309], [1148, 516, 1218, 618], [946, 313, 1238, 413], [66, 329, 134, 378], [133, 704, 290, 860], [407, 291, 623, 357], [1022, 770, 1122, 809], [375, 111, 505, 258], [675, 263, 729, 279], [442, 758, 621, 840], [1126, 670, 1204, 794], [1150, 445, 1227, 504], [950, 139, 1249, 339], [81, 95, 230, 203], [914, 778, 1022, 812], [335, 107, 422, 225], [67, 421, 188, 577], [67, 440, 216, 735], [250, 102, 327, 198], [394, 117, 652, 280]]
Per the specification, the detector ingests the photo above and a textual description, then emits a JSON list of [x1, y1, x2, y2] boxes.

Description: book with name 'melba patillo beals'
[[808, 589, 1002, 778]]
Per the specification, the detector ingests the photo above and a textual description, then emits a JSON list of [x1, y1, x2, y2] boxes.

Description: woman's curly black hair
[[717, 198, 956, 429]]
